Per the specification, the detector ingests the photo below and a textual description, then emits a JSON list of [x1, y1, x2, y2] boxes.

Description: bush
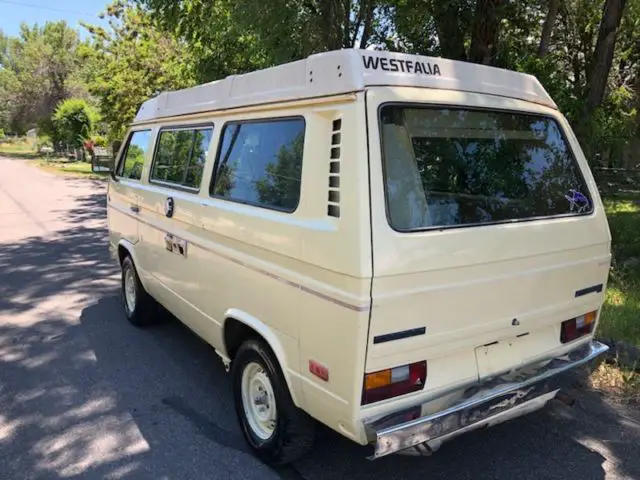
[[37, 135, 52, 149], [92, 134, 107, 147], [52, 99, 100, 149]]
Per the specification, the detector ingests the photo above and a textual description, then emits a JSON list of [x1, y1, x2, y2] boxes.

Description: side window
[[117, 130, 152, 180], [210, 118, 305, 212], [150, 126, 213, 190]]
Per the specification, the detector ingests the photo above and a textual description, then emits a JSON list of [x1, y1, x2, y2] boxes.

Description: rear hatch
[[365, 98, 611, 402]]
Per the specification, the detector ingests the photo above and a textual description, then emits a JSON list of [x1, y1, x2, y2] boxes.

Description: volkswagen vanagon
[[95, 49, 610, 465]]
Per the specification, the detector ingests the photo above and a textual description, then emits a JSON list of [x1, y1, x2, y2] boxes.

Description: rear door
[[109, 129, 153, 247], [365, 88, 611, 395]]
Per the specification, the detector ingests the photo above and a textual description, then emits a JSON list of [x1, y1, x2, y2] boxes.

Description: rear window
[[380, 105, 593, 231], [210, 117, 305, 212]]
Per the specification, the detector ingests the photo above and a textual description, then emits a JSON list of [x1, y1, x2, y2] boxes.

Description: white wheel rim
[[124, 268, 137, 312], [241, 362, 277, 440]]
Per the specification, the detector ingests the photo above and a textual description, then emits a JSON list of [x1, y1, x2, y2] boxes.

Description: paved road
[[0, 156, 638, 480]]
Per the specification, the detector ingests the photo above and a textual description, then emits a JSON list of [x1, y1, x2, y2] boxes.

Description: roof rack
[[134, 49, 556, 123]]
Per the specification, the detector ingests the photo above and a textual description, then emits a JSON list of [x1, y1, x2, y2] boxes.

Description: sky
[[0, 0, 110, 38]]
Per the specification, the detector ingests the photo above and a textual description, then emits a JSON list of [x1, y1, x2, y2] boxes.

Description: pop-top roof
[[133, 49, 556, 123]]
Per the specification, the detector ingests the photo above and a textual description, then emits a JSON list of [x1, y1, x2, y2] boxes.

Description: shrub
[[52, 99, 100, 149], [92, 134, 107, 147], [37, 135, 52, 149]]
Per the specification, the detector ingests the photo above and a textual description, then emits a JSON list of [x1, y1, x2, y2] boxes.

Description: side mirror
[[91, 146, 116, 174]]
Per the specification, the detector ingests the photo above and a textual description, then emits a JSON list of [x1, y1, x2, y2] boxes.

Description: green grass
[[29, 159, 108, 180], [0, 141, 35, 153], [0, 143, 43, 159], [1, 144, 106, 180], [598, 196, 640, 348]]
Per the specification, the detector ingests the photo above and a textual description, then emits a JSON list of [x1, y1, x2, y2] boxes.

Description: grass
[[592, 194, 640, 401], [1, 143, 108, 180], [0, 141, 35, 153], [29, 159, 109, 181], [0, 142, 44, 159], [598, 197, 640, 348]]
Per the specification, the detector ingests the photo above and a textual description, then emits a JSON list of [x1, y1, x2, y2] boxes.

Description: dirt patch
[[589, 362, 640, 404]]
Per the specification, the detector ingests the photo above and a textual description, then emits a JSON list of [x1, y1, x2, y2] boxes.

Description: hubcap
[[124, 267, 137, 313], [241, 362, 277, 440]]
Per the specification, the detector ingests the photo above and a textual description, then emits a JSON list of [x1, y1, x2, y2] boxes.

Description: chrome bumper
[[366, 341, 608, 459]]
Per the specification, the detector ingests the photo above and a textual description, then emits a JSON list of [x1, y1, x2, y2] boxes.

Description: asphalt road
[[0, 156, 638, 480]]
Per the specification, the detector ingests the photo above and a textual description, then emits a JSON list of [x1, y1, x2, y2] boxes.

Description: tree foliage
[[0, 22, 88, 135], [140, 0, 392, 74], [0, 0, 638, 169], [52, 98, 100, 148], [81, 0, 196, 141]]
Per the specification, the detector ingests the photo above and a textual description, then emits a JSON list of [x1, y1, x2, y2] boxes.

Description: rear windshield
[[380, 105, 593, 231]]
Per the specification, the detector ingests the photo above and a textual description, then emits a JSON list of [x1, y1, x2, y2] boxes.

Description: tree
[[136, 0, 269, 81], [0, 22, 89, 134], [52, 98, 100, 157], [429, 0, 471, 60], [139, 0, 388, 78], [538, 0, 560, 56], [468, 0, 508, 65], [586, 0, 628, 112], [82, 1, 196, 141]]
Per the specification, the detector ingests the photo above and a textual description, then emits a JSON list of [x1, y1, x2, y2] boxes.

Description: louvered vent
[[328, 118, 341, 218]]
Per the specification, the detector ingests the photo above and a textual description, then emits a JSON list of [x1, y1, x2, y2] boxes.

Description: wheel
[[121, 255, 160, 327], [232, 339, 315, 465]]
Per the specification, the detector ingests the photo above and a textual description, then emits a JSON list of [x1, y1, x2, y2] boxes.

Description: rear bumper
[[365, 340, 608, 459]]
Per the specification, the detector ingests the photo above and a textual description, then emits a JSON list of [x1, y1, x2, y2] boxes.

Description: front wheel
[[232, 339, 315, 465]]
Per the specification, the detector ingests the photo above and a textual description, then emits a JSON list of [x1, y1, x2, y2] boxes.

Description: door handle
[[130, 205, 140, 213], [164, 233, 188, 257]]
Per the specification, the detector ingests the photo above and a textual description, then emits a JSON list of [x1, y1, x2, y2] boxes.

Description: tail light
[[362, 361, 426, 405], [561, 311, 597, 343]]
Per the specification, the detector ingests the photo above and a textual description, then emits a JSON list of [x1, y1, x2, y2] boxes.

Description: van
[[95, 49, 610, 465]]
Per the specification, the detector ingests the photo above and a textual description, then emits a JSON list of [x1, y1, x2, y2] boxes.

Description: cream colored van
[[96, 49, 610, 465]]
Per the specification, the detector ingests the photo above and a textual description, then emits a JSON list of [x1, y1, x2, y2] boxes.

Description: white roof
[[134, 49, 556, 123]]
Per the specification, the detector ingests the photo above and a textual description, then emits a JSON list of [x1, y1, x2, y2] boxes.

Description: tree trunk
[[626, 71, 640, 169], [319, 0, 345, 51], [430, 0, 468, 61], [538, 0, 559, 56], [585, 0, 628, 112], [469, 0, 507, 65], [357, 0, 375, 49]]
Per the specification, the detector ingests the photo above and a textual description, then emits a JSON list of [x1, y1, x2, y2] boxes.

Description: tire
[[120, 255, 160, 327], [232, 339, 315, 466]]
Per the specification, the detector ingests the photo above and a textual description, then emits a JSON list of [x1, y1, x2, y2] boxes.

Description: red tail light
[[362, 361, 427, 405], [561, 311, 597, 343]]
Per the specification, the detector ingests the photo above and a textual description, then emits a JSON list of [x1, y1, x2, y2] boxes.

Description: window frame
[[208, 115, 306, 214], [116, 129, 153, 181], [377, 102, 596, 233], [148, 122, 215, 193]]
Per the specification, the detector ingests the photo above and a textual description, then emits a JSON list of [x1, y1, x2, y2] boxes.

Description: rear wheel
[[121, 255, 160, 327], [232, 339, 315, 465]]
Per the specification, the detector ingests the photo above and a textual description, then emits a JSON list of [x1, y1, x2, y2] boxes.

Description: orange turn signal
[[362, 361, 427, 405], [561, 310, 597, 343], [365, 369, 392, 390], [577, 310, 597, 328]]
